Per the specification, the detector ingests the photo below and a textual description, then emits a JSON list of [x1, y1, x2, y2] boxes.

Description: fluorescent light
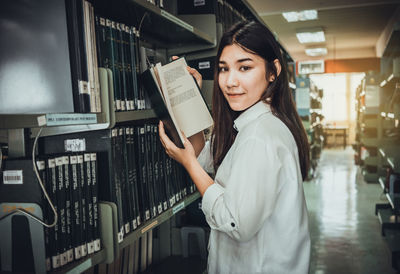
[[305, 47, 327, 56], [282, 10, 318, 22], [296, 27, 325, 43]]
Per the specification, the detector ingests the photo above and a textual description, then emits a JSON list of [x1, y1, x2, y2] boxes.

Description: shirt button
[[231, 222, 235, 227]]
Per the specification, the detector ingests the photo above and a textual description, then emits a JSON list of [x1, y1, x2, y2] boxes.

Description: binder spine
[[55, 156, 68, 266], [70, 155, 83, 260], [84, 153, 95, 254], [90, 153, 101, 251], [63, 155, 74, 263], [78, 154, 88, 257], [48, 158, 61, 269]]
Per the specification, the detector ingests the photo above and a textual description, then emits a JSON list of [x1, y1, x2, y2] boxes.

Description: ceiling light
[[282, 10, 318, 22], [305, 47, 328, 56], [296, 27, 325, 43]]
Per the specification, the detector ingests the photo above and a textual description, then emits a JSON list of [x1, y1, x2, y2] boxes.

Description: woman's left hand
[[158, 121, 197, 168]]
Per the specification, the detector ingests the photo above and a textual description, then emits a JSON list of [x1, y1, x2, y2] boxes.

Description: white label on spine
[[163, 202, 168, 210], [60, 252, 67, 266], [158, 204, 162, 214], [133, 220, 137, 230], [198, 61, 210, 69], [194, 0, 205, 6], [88, 242, 95, 254], [36, 161, 45, 170], [65, 139, 86, 152], [125, 223, 130, 234], [145, 210, 150, 220], [90, 153, 96, 161], [79, 80, 90, 95], [84, 154, 91, 162], [3, 170, 23, 185], [77, 155, 83, 163], [81, 244, 87, 257], [67, 250, 74, 262], [74, 247, 82, 260], [52, 255, 60, 269], [118, 231, 124, 243], [94, 239, 101, 251], [70, 156, 78, 164]]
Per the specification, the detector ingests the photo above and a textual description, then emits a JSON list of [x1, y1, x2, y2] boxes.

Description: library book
[[141, 57, 213, 148]]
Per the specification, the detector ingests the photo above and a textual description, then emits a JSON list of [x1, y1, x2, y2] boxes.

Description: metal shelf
[[386, 193, 400, 211], [362, 169, 379, 183], [379, 176, 387, 191], [119, 191, 201, 250], [380, 74, 399, 88], [128, 0, 216, 51], [50, 249, 106, 274]]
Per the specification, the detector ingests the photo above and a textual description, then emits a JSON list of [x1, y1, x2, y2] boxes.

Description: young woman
[[159, 21, 310, 273]]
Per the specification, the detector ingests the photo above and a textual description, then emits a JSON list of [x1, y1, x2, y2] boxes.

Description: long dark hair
[[211, 21, 310, 181]]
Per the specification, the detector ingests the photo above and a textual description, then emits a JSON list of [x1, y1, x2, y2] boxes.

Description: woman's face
[[218, 44, 269, 111]]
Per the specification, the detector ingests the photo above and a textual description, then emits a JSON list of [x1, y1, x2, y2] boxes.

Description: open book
[[141, 57, 213, 148]]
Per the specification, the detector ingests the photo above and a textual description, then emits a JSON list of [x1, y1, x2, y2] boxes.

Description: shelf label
[[199, 61, 210, 69], [172, 201, 185, 215], [194, 0, 205, 6], [161, 10, 193, 32], [3, 170, 23, 185], [65, 139, 86, 152], [141, 220, 158, 234], [43, 113, 97, 126]]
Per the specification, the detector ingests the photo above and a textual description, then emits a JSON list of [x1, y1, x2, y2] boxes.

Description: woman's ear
[[268, 59, 282, 82], [273, 59, 281, 77]]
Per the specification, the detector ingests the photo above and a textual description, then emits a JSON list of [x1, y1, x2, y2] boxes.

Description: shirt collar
[[233, 101, 271, 132]]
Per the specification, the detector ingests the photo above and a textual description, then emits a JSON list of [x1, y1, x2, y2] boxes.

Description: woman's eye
[[219, 67, 228, 72], [240, 66, 251, 71]]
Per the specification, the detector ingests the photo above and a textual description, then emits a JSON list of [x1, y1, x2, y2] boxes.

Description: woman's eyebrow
[[237, 58, 253, 63], [219, 58, 253, 64]]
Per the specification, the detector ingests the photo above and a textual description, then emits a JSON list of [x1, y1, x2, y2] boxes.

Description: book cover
[[141, 57, 213, 148]]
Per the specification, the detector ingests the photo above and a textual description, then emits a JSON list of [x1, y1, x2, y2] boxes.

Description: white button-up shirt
[[198, 101, 310, 274]]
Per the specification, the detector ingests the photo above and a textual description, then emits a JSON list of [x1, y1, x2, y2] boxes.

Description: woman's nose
[[226, 71, 239, 87]]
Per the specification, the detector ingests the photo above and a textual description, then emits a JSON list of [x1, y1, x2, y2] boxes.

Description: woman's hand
[[172, 56, 202, 89], [159, 121, 197, 168]]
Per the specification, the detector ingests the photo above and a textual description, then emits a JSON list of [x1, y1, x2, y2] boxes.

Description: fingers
[[186, 67, 202, 88], [181, 131, 191, 149], [171, 55, 179, 61], [158, 121, 176, 151]]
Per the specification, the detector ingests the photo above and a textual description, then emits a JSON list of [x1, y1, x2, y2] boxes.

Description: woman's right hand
[[172, 55, 202, 89]]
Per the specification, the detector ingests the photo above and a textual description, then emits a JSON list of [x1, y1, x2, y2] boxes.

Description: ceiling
[[246, 0, 400, 61]]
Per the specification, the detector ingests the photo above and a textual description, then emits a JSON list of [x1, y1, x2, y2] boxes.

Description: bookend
[[0, 202, 46, 273]]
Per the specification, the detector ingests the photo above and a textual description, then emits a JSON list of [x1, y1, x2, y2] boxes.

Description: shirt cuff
[[202, 183, 224, 218]]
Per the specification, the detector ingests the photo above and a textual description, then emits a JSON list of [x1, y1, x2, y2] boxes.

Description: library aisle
[[305, 147, 394, 274]]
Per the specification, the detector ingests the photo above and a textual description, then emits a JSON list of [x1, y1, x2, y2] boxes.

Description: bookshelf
[[0, 0, 297, 273], [119, 192, 200, 250]]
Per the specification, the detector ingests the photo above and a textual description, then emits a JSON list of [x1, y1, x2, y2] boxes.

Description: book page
[[158, 58, 213, 137], [155, 63, 185, 144]]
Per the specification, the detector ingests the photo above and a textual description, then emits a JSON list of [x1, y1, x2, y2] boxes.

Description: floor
[[151, 147, 397, 274], [305, 147, 395, 274]]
